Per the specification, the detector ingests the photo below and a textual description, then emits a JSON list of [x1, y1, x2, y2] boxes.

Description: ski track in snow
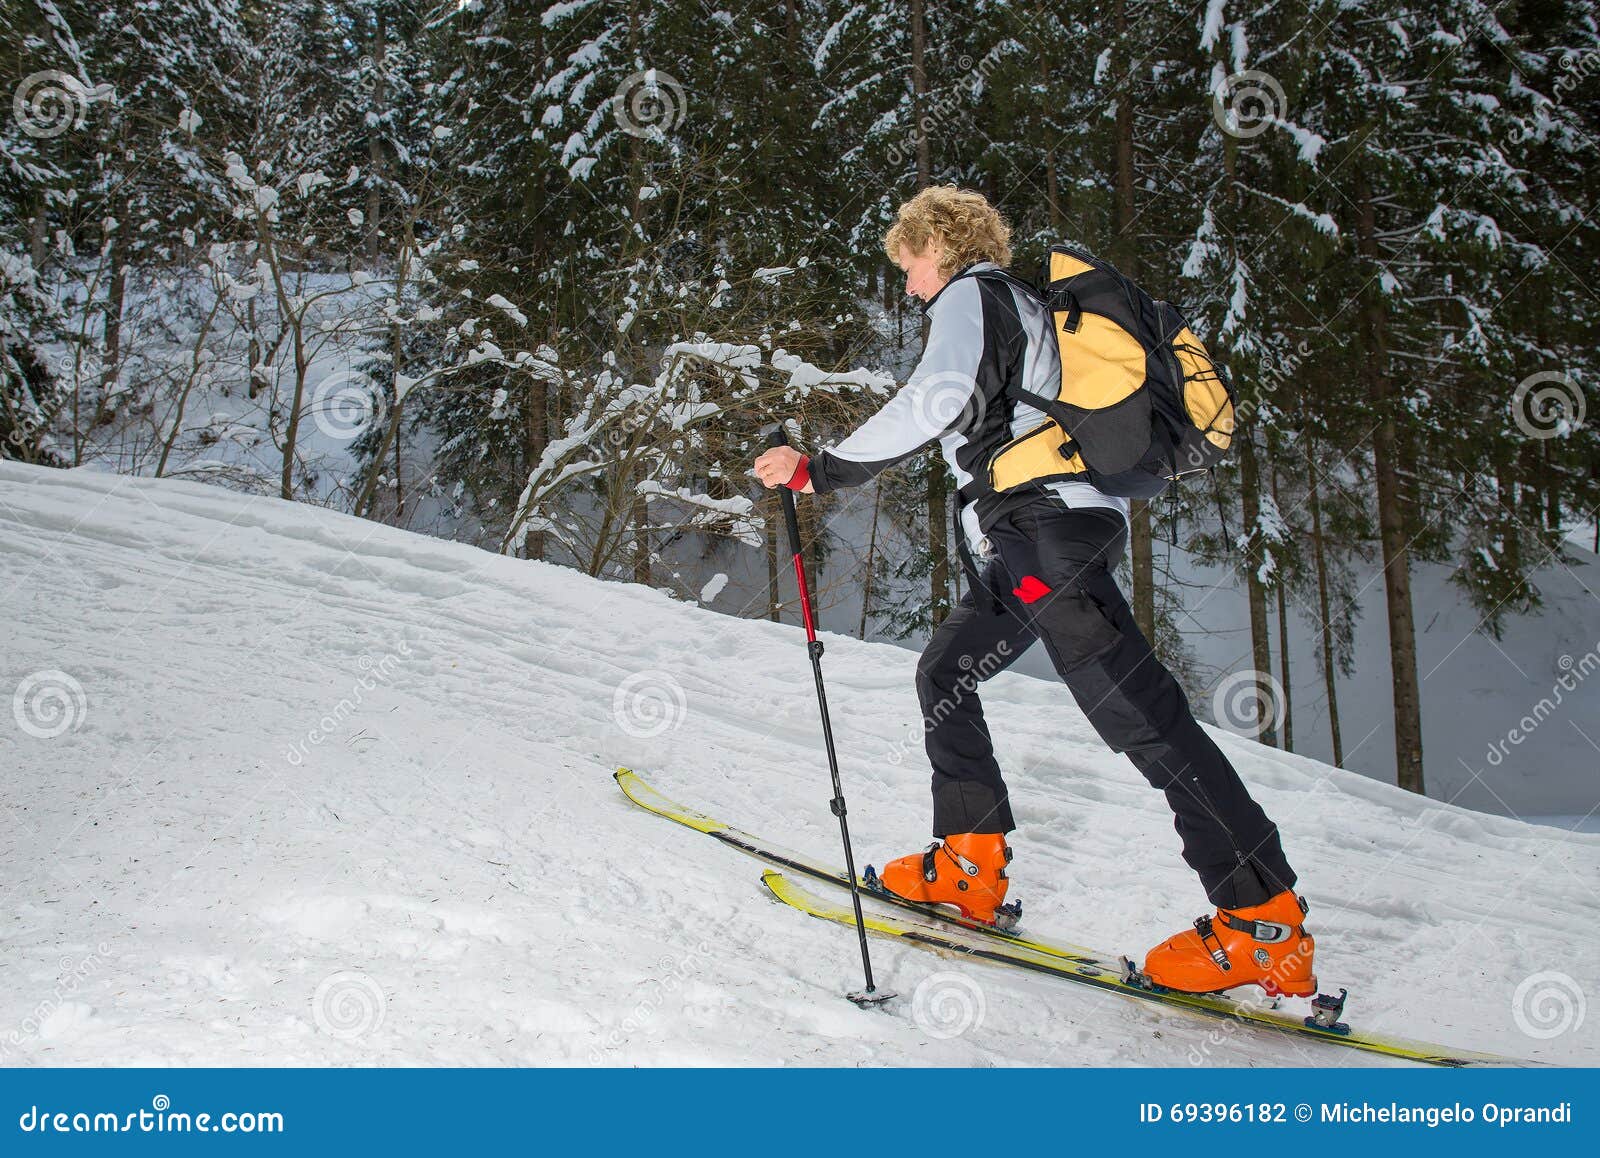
[[1, 462, 1596, 1067]]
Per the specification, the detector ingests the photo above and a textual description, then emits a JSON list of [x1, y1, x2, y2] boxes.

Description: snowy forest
[[2, 0, 1596, 804]]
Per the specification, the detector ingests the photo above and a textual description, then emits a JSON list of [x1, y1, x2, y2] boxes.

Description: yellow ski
[[762, 870, 1536, 1069], [618, 768, 1541, 1068]]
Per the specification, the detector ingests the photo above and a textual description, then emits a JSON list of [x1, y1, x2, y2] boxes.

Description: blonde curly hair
[[882, 185, 1013, 277]]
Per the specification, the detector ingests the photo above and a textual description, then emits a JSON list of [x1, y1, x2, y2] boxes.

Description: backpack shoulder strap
[[951, 266, 1086, 442], [959, 266, 1043, 302]]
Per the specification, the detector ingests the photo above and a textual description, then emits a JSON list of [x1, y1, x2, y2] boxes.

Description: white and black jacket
[[808, 261, 1128, 553]]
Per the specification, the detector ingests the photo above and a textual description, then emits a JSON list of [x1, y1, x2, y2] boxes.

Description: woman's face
[[896, 241, 949, 302]]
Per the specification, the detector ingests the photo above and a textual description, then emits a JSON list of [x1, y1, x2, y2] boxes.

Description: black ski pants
[[918, 503, 1297, 909]]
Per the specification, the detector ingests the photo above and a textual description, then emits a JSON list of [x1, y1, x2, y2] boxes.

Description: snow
[[485, 293, 528, 327], [1, 463, 1596, 1066], [699, 573, 728, 605], [1199, 0, 1226, 53]]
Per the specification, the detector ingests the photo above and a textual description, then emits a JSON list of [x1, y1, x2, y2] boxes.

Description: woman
[[753, 185, 1315, 997]]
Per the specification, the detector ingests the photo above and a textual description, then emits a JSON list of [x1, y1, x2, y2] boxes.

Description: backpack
[[973, 244, 1237, 500]]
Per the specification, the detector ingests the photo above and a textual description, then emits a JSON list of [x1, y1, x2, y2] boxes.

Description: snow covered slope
[[2, 462, 1596, 1066]]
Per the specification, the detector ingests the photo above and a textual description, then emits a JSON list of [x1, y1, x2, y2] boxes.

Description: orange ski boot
[[1139, 890, 1317, 997], [873, 833, 1013, 925]]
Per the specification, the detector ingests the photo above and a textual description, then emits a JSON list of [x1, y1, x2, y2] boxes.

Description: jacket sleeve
[[808, 277, 986, 494]]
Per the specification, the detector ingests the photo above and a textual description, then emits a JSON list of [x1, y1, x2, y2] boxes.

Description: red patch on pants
[[1013, 574, 1052, 604]]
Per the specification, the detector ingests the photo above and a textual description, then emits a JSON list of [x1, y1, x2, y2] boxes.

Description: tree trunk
[[1130, 500, 1155, 646], [1270, 461, 1294, 752], [1275, 580, 1293, 752], [247, 296, 264, 399], [800, 492, 822, 632], [1037, 8, 1063, 229], [30, 193, 48, 272], [99, 229, 126, 406], [1236, 432, 1278, 747], [1306, 441, 1344, 767], [281, 332, 309, 501], [632, 485, 651, 585], [521, 346, 549, 557], [928, 465, 949, 625], [1355, 166, 1424, 794], [365, 9, 387, 268], [910, 0, 948, 624], [911, 0, 930, 188]]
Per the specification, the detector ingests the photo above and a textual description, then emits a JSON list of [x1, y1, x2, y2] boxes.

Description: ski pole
[[765, 426, 893, 1007]]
